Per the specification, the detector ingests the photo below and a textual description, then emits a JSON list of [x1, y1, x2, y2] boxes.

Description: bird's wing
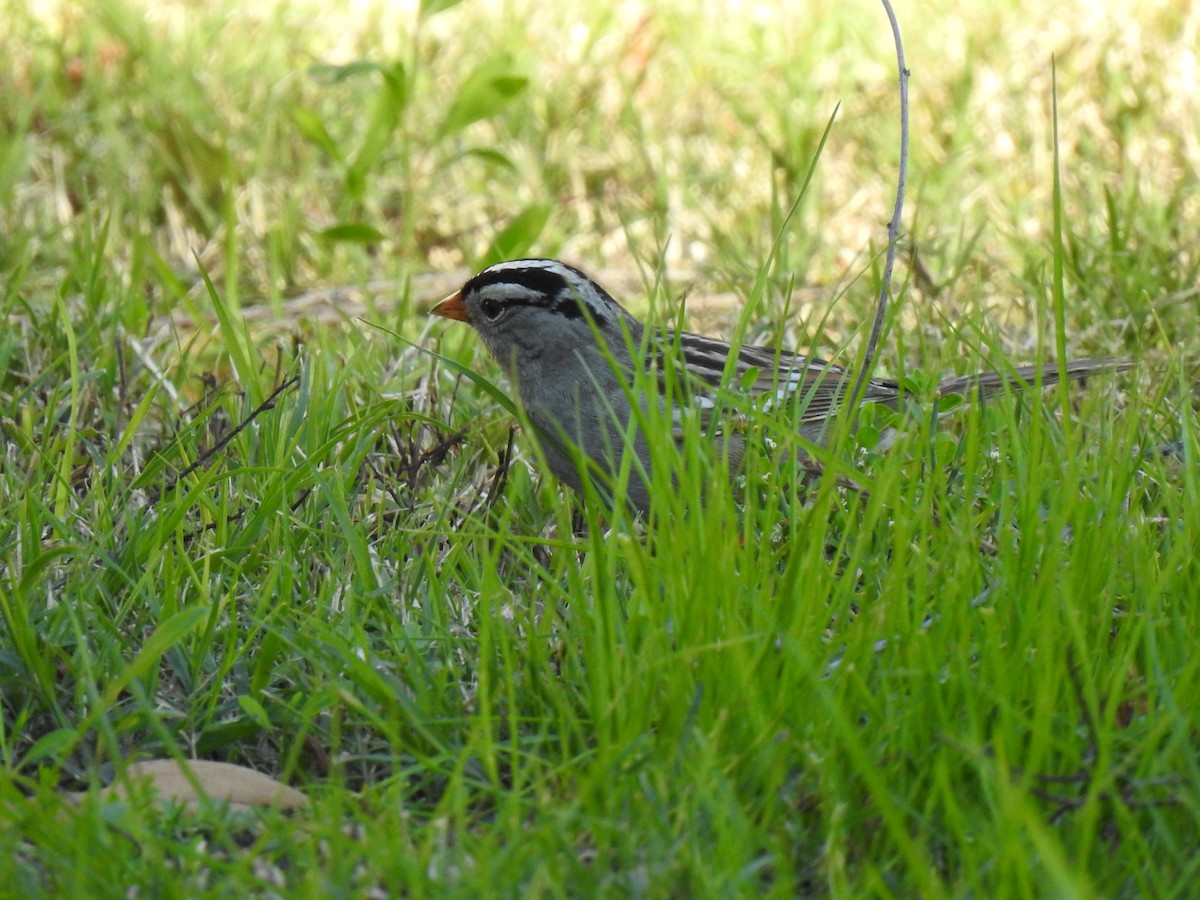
[[936, 358, 1132, 397], [651, 330, 902, 431]]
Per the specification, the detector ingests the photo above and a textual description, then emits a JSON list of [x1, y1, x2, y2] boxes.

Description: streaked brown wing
[[652, 329, 904, 437], [723, 340, 902, 426], [649, 328, 1129, 447]]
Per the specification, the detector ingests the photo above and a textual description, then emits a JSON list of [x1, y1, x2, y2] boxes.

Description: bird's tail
[[936, 358, 1132, 399]]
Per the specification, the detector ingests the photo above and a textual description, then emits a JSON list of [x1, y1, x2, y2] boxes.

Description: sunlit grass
[[1, 0, 1197, 894]]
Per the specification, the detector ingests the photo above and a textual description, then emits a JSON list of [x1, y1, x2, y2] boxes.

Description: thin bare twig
[[849, 0, 909, 421], [486, 425, 519, 509], [149, 375, 301, 503], [180, 486, 314, 547]]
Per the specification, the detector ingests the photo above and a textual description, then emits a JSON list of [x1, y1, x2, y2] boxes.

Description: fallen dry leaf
[[64, 759, 308, 813]]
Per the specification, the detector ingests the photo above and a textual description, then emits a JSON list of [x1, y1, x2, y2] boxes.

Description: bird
[[431, 258, 1127, 510]]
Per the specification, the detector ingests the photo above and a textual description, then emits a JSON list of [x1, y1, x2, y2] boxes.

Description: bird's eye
[[478, 298, 504, 321]]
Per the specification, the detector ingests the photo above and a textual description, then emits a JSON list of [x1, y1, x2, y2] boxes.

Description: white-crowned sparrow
[[432, 258, 1126, 509]]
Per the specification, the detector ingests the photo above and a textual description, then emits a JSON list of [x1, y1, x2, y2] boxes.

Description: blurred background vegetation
[[4, 0, 1195, 347]]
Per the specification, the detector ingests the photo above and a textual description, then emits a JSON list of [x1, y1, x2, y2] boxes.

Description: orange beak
[[430, 290, 470, 322]]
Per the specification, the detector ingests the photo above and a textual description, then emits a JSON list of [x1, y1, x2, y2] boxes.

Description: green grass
[[2, 0, 1198, 894]]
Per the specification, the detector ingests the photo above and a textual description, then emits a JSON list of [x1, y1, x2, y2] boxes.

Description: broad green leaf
[[347, 61, 408, 200], [438, 57, 528, 139], [196, 719, 263, 753], [462, 147, 517, 170], [479, 203, 551, 268], [99, 606, 210, 708], [856, 423, 881, 450], [292, 108, 343, 162], [898, 371, 935, 394], [319, 222, 386, 244], [237, 695, 272, 729], [936, 391, 964, 412], [307, 60, 385, 85], [22, 728, 77, 767], [933, 432, 961, 465]]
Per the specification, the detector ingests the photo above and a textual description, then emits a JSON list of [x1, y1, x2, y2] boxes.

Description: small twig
[[150, 375, 301, 504], [179, 486, 314, 547], [418, 426, 469, 481], [848, 0, 909, 422], [51, 376, 308, 593], [487, 425, 518, 509], [366, 455, 408, 512], [115, 332, 128, 426], [404, 425, 469, 493]]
